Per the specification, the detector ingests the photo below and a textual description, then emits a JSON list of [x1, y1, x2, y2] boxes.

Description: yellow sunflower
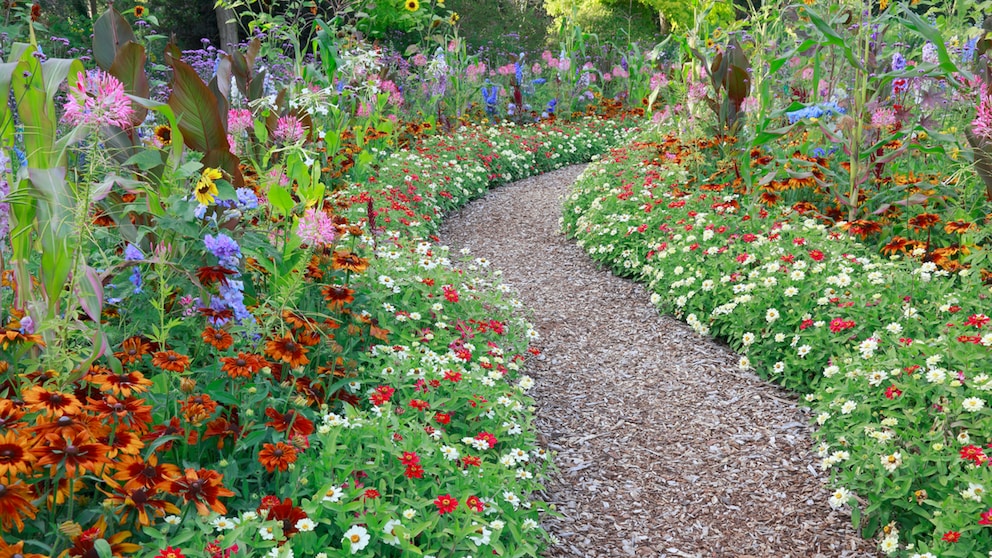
[[195, 167, 223, 206], [153, 124, 171, 146], [405, 0, 419, 11]]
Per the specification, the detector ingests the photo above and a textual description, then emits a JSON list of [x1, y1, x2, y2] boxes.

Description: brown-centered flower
[[0, 481, 37, 532], [265, 333, 310, 368], [201, 326, 234, 351], [151, 350, 191, 372], [22, 386, 82, 417], [162, 468, 234, 515], [257, 441, 298, 473], [331, 250, 369, 273]]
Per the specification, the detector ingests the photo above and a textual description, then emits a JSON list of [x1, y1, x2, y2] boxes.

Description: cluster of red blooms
[[399, 451, 424, 479]]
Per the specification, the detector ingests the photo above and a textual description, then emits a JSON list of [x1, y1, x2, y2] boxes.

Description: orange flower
[[29, 410, 94, 439], [257, 442, 298, 472], [114, 336, 151, 365], [203, 417, 243, 449], [141, 417, 185, 453], [0, 399, 26, 431], [98, 428, 144, 458], [85, 395, 153, 433], [180, 394, 219, 425], [264, 407, 314, 438], [34, 431, 112, 478], [881, 236, 910, 255], [100, 477, 179, 527], [908, 212, 941, 231], [22, 386, 82, 417], [332, 250, 369, 273], [944, 219, 978, 234], [201, 326, 234, 350], [64, 518, 140, 557], [0, 481, 37, 532], [321, 284, 355, 309], [90, 369, 153, 398], [220, 352, 265, 378], [265, 334, 310, 368], [0, 431, 36, 481], [151, 350, 190, 372], [114, 453, 181, 491], [162, 468, 234, 515], [282, 310, 317, 331], [0, 538, 46, 558], [840, 219, 882, 239]]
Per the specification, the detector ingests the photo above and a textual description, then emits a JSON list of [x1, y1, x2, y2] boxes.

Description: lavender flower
[[0, 150, 10, 241], [236, 188, 259, 210], [891, 52, 906, 72], [204, 233, 241, 268], [124, 243, 143, 293]]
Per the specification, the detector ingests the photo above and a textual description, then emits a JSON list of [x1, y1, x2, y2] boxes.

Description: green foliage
[[637, 0, 735, 31], [544, 0, 662, 46], [445, 0, 552, 55]]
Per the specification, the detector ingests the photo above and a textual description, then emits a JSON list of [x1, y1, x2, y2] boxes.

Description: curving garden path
[[439, 165, 878, 558]]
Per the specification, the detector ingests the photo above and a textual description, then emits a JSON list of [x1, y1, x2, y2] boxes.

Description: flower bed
[[0, 116, 631, 558], [562, 135, 992, 557]]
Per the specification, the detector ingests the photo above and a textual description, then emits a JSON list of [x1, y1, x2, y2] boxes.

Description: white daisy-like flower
[[382, 518, 403, 545], [963, 397, 986, 412], [342, 525, 371, 553], [295, 517, 316, 532], [322, 485, 345, 502], [765, 308, 780, 323], [211, 516, 236, 531], [828, 486, 851, 509], [880, 451, 902, 473]]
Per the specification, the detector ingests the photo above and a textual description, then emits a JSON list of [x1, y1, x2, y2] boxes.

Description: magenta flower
[[871, 107, 897, 129], [62, 69, 134, 129], [972, 84, 992, 139], [296, 208, 336, 247], [273, 115, 306, 143]]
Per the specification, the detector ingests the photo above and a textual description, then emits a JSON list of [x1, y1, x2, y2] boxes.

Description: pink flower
[[972, 83, 992, 139], [612, 65, 628, 79], [273, 115, 306, 143], [497, 63, 515, 76], [356, 101, 372, 118], [62, 69, 134, 129], [531, 62, 542, 76], [649, 72, 668, 90], [296, 207, 336, 247], [871, 107, 897, 128], [412, 53, 428, 67], [228, 108, 253, 134]]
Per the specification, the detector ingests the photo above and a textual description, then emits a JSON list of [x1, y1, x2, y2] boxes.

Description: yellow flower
[[404, 0, 419, 11], [880, 0, 888, 9], [449, 11, 459, 24], [195, 167, 223, 205]]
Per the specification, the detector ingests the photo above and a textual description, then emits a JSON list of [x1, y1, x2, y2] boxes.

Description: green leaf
[[268, 185, 295, 216], [92, 6, 136, 71], [801, 6, 864, 71], [124, 150, 166, 171]]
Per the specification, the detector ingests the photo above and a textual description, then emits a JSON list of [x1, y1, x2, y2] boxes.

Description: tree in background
[[545, 0, 735, 39]]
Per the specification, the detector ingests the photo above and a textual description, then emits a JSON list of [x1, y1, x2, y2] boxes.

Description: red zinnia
[[960, 445, 988, 465], [980, 508, 992, 526], [434, 493, 458, 514], [942, 531, 961, 543], [465, 495, 484, 512], [156, 547, 186, 558]]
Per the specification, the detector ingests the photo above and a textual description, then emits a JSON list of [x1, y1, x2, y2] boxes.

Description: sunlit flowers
[[195, 168, 223, 206], [62, 69, 134, 129]]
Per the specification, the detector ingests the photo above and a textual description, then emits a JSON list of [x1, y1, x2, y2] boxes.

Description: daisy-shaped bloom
[[203, 417, 243, 449], [196, 266, 237, 288], [90, 368, 152, 398], [263, 497, 308, 536], [62, 69, 134, 129], [100, 477, 180, 527], [151, 350, 190, 372], [265, 333, 310, 368], [0, 538, 46, 558], [194, 168, 223, 206], [153, 124, 172, 147], [434, 493, 459, 514], [64, 519, 140, 557], [342, 525, 370, 553], [963, 397, 986, 412], [201, 326, 234, 351], [113, 453, 181, 491], [180, 394, 219, 425], [0, 430, 35, 480], [907, 212, 941, 231], [162, 468, 234, 515], [257, 442, 298, 472], [264, 408, 314, 438], [85, 395, 153, 433], [332, 250, 370, 274], [220, 352, 266, 379], [113, 335, 151, 365], [34, 431, 111, 478], [22, 386, 82, 417]]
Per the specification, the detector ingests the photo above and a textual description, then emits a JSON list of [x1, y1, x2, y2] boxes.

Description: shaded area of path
[[439, 166, 876, 558]]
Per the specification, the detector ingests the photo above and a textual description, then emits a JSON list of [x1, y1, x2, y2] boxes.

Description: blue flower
[[204, 233, 241, 268], [891, 52, 906, 72], [236, 188, 259, 210], [786, 102, 845, 124], [531, 78, 547, 86]]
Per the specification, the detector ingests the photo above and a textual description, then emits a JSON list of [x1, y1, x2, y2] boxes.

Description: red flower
[[403, 464, 424, 479], [475, 431, 497, 449], [434, 493, 459, 514], [980, 508, 992, 526], [370, 385, 395, 406], [465, 495, 484, 512], [965, 313, 990, 329], [434, 412, 451, 424], [809, 249, 825, 262], [409, 399, 429, 411], [942, 531, 961, 543], [960, 445, 988, 465], [363, 488, 380, 500], [399, 452, 420, 466], [462, 455, 481, 468], [884, 385, 902, 399]]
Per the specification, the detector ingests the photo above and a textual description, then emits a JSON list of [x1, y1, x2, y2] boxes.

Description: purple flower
[[19, 316, 34, 334], [204, 233, 241, 267], [124, 243, 143, 292], [236, 188, 259, 210], [891, 52, 906, 72]]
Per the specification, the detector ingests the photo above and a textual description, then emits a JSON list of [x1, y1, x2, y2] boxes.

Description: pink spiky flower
[[296, 207, 336, 247], [273, 115, 306, 143], [972, 81, 992, 139], [62, 69, 134, 129]]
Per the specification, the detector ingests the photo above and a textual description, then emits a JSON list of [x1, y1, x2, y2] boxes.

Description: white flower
[[343, 525, 371, 553], [925, 368, 946, 384], [382, 518, 403, 545], [885, 322, 903, 335], [469, 526, 492, 546], [840, 400, 857, 414], [816, 412, 830, 425], [295, 517, 316, 532], [957, 431, 971, 444], [259, 525, 277, 541], [823, 365, 840, 378], [765, 308, 780, 323], [164, 515, 181, 525], [910, 553, 937, 558], [741, 332, 755, 346], [403, 508, 417, 519], [502, 491, 521, 509], [322, 485, 345, 502], [880, 452, 902, 473], [880, 536, 899, 554], [797, 345, 811, 357], [212, 516, 236, 531], [772, 361, 785, 374], [518, 375, 534, 391], [490, 519, 505, 530], [963, 397, 986, 412], [783, 286, 799, 297], [962, 482, 985, 502], [828, 486, 851, 509], [738, 356, 751, 370]]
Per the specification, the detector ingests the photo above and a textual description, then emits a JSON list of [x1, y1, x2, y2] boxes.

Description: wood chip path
[[438, 165, 878, 558]]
